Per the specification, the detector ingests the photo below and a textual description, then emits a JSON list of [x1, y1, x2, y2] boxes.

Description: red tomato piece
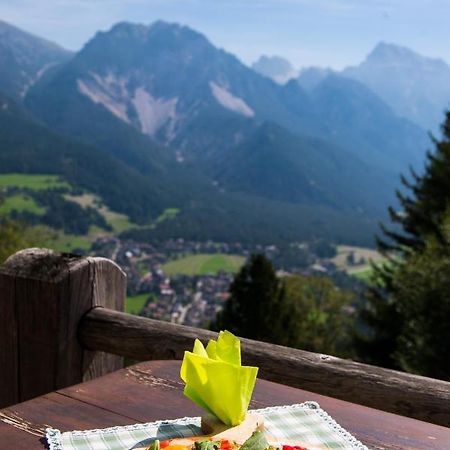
[[283, 445, 295, 450]]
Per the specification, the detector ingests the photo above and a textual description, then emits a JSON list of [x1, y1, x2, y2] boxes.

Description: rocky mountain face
[[343, 42, 450, 132], [0, 20, 72, 101], [26, 22, 322, 160], [27, 21, 427, 172], [25, 21, 409, 217]]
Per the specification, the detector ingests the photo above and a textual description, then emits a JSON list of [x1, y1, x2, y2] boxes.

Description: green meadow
[[0, 173, 69, 190], [162, 253, 246, 276]]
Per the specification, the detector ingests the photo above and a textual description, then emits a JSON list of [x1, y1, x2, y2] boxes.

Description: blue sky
[[0, 0, 449, 69]]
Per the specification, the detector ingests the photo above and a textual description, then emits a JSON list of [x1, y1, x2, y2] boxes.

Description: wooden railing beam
[[80, 307, 450, 427]]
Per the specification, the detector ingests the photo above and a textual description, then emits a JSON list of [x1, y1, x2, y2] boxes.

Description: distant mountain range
[[256, 42, 450, 133], [343, 42, 450, 133], [0, 20, 440, 246]]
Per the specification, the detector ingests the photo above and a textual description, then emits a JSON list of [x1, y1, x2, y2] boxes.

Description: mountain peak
[[0, 19, 69, 54], [367, 41, 417, 63], [150, 20, 182, 32], [149, 20, 210, 46], [252, 55, 297, 84], [343, 41, 450, 131], [107, 20, 189, 38], [108, 21, 149, 36], [366, 41, 448, 70], [0, 19, 71, 100], [74, 19, 218, 76], [84, 20, 210, 54]]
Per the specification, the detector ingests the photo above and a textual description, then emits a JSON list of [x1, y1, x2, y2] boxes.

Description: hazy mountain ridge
[[252, 55, 298, 84], [343, 42, 450, 132], [303, 73, 428, 172], [0, 20, 72, 101], [297, 67, 334, 91], [211, 121, 395, 215]]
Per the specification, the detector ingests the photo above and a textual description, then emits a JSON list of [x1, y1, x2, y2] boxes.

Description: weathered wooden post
[[0, 248, 125, 408]]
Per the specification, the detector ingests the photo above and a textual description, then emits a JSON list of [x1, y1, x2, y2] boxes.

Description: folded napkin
[[180, 331, 258, 426]]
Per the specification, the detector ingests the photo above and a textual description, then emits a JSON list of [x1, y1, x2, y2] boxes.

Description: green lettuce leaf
[[240, 431, 269, 450]]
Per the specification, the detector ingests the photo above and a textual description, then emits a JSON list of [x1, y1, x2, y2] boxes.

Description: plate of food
[[132, 412, 328, 450], [46, 332, 367, 450]]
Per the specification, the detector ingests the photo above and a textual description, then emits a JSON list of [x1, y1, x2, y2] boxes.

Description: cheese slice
[[203, 413, 265, 444]]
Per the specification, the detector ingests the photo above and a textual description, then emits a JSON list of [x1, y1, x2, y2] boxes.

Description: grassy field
[[34, 225, 93, 252], [156, 208, 180, 223], [0, 194, 45, 215], [331, 245, 384, 281], [162, 253, 246, 276], [65, 193, 136, 233], [329, 245, 387, 284], [126, 293, 150, 315], [0, 174, 67, 216], [0, 173, 69, 190], [101, 208, 135, 233], [351, 267, 374, 282], [332, 245, 383, 269], [0, 173, 139, 253]]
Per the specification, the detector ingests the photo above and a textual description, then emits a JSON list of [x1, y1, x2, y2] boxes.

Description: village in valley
[[91, 236, 379, 328]]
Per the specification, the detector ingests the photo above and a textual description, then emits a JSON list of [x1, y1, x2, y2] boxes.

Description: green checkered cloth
[[46, 402, 367, 450]]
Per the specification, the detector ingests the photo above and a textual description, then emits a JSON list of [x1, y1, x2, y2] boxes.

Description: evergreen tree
[[378, 111, 450, 254], [213, 254, 355, 357], [212, 254, 286, 344], [358, 112, 450, 377], [391, 238, 450, 379]]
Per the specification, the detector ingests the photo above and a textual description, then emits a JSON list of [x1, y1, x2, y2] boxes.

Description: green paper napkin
[[180, 331, 258, 426]]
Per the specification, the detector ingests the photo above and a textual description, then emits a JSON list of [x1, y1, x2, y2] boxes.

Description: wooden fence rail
[[80, 307, 450, 427], [1, 248, 450, 427]]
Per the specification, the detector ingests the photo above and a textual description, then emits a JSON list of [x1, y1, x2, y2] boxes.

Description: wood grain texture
[[82, 258, 125, 381], [80, 308, 450, 427], [0, 272, 18, 407], [0, 248, 126, 408], [1, 360, 449, 450], [0, 391, 138, 450]]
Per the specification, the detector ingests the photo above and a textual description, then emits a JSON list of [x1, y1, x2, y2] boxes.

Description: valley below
[[0, 172, 377, 328]]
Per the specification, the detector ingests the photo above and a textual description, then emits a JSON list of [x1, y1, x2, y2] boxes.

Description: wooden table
[[0, 361, 449, 450]]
